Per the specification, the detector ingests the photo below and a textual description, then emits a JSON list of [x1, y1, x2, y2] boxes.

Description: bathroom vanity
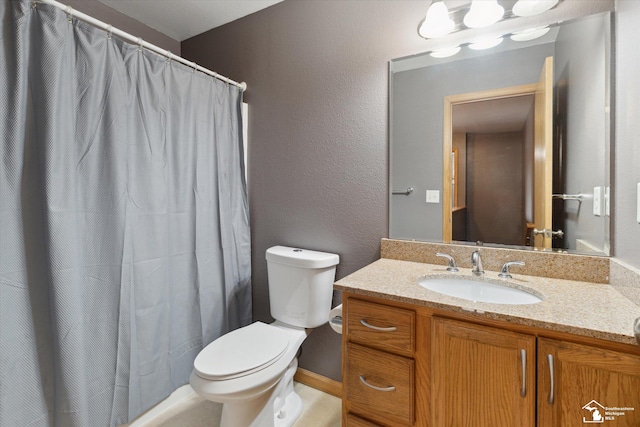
[[336, 240, 640, 427]]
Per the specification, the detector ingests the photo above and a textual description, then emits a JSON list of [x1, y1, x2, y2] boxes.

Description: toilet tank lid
[[266, 246, 339, 269]]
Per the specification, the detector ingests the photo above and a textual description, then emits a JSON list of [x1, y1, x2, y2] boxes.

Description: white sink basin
[[418, 277, 543, 305]]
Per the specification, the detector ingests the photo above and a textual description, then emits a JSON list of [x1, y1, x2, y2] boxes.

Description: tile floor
[[127, 383, 342, 427]]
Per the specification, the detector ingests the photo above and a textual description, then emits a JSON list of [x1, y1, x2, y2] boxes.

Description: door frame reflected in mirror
[[443, 84, 534, 244], [442, 57, 554, 249]]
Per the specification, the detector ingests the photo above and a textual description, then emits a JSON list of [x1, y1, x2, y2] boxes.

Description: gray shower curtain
[[0, 1, 251, 426]]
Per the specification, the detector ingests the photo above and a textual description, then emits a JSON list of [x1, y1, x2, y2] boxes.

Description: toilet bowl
[[190, 246, 339, 427]]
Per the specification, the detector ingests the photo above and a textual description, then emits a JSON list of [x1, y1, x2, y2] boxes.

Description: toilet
[[189, 245, 339, 427]]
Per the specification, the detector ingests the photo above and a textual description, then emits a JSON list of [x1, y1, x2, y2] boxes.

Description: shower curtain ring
[[165, 50, 172, 63], [106, 25, 113, 40], [65, 5, 73, 23], [137, 37, 143, 52]]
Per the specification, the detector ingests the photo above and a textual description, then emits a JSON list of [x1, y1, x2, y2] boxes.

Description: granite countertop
[[334, 258, 640, 346]]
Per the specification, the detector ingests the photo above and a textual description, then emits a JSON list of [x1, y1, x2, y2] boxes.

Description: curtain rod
[[34, 0, 247, 91]]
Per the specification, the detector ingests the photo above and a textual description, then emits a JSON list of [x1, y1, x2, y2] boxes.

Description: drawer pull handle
[[520, 349, 527, 397], [359, 375, 396, 392], [360, 319, 397, 332], [547, 354, 555, 404]]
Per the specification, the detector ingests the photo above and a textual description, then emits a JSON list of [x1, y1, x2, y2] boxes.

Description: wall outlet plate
[[593, 186, 602, 216], [604, 186, 610, 217], [426, 190, 440, 204]]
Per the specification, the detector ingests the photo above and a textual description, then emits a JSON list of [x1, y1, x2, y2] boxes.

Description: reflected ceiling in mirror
[[389, 11, 612, 256]]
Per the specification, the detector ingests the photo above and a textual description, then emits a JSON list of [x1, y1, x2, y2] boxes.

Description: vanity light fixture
[[512, 0, 560, 17], [510, 25, 551, 41], [468, 36, 504, 50], [463, 0, 504, 29], [419, 1, 455, 38], [429, 46, 462, 58]]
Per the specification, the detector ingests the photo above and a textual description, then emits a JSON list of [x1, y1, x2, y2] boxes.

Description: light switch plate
[[426, 190, 440, 204], [605, 186, 610, 217], [593, 186, 602, 216]]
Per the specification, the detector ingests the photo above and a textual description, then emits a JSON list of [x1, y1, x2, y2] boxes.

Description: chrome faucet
[[471, 250, 484, 276], [499, 261, 525, 279], [436, 252, 459, 272]]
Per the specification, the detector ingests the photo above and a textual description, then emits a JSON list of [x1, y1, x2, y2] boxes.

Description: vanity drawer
[[347, 298, 415, 356], [345, 342, 415, 425], [345, 413, 382, 426]]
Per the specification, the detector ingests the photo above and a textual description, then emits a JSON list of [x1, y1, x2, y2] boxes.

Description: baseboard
[[294, 368, 342, 398]]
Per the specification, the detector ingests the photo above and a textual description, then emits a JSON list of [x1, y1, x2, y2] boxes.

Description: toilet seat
[[194, 322, 291, 381]]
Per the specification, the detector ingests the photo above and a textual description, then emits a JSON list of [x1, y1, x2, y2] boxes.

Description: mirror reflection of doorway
[[443, 56, 554, 249], [451, 95, 535, 246]]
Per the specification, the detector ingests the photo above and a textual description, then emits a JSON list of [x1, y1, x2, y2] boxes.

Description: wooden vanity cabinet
[[343, 297, 424, 426], [431, 317, 536, 427], [538, 338, 640, 426], [342, 293, 640, 426], [345, 413, 382, 427]]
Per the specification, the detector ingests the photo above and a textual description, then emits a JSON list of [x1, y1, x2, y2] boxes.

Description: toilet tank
[[266, 246, 339, 328]]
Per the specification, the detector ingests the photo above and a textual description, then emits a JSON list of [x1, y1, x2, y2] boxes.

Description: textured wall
[[614, 0, 640, 270], [181, 0, 637, 381], [63, 0, 179, 54], [182, 1, 434, 381]]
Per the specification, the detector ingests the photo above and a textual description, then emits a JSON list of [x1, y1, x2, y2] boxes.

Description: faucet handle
[[499, 261, 525, 279], [436, 252, 459, 272]]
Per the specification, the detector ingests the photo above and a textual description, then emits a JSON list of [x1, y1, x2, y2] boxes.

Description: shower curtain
[[0, 1, 251, 426]]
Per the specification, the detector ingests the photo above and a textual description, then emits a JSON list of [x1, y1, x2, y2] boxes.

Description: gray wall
[[63, 0, 179, 54], [554, 14, 608, 252], [181, 0, 640, 381], [182, 0, 432, 381], [615, 0, 640, 269], [390, 43, 554, 241]]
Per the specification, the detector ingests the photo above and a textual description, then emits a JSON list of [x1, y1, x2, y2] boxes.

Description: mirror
[[389, 11, 612, 255]]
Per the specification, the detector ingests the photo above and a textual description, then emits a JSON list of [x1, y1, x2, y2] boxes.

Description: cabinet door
[[432, 317, 536, 427], [538, 338, 640, 426]]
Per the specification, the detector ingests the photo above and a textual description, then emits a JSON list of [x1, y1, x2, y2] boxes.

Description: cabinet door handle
[[520, 349, 527, 397], [359, 375, 396, 392], [547, 354, 555, 404], [360, 319, 397, 332]]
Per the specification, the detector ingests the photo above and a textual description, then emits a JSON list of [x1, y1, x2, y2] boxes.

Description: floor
[[126, 383, 342, 427]]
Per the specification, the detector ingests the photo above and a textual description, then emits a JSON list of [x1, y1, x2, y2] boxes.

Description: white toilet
[[189, 245, 339, 427]]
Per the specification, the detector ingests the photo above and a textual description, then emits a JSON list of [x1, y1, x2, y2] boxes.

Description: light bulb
[[419, 1, 455, 38], [430, 46, 462, 58], [468, 37, 504, 50], [512, 0, 559, 17], [510, 26, 551, 42], [463, 0, 504, 29]]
